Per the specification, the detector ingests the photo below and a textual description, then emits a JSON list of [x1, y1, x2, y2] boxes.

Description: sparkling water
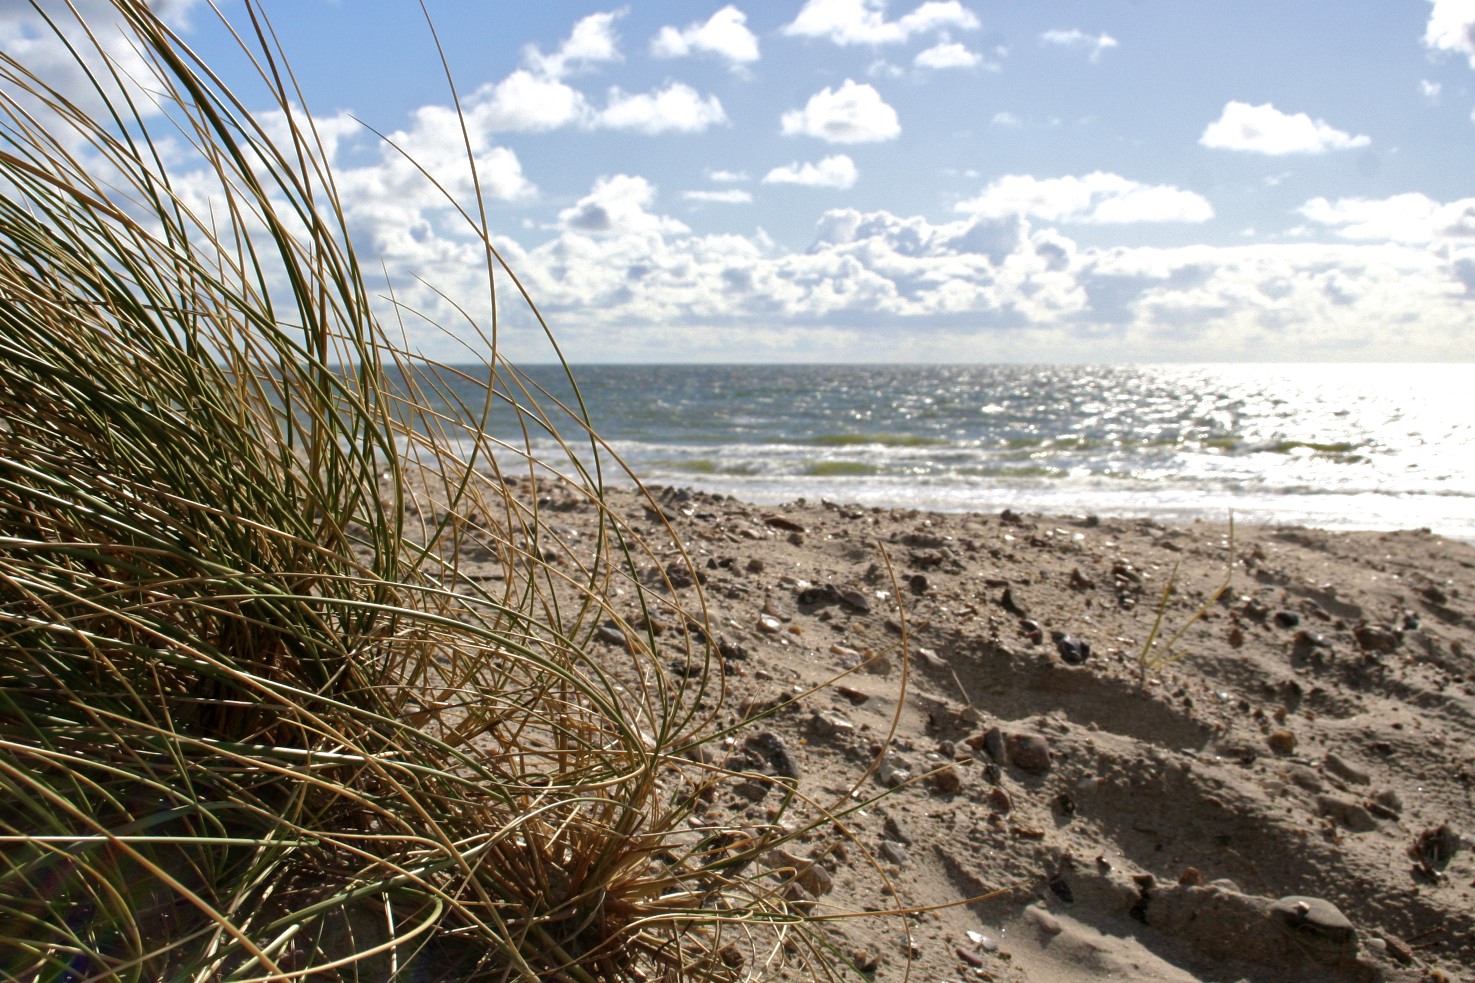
[[448, 363, 1475, 541]]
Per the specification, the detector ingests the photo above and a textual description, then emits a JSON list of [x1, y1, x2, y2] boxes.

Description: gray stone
[[879, 840, 911, 866], [1316, 794, 1379, 833], [1324, 751, 1371, 785], [1270, 896, 1357, 948]]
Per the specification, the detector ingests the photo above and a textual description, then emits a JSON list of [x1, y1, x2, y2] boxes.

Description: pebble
[[1273, 609, 1301, 628], [1269, 896, 1357, 948], [1054, 632, 1091, 665], [757, 614, 783, 634], [877, 754, 913, 787], [1005, 732, 1053, 773], [1353, 623, 1400, 654], [840, 588, 872, 613], [879, 839, 911, 866], [596, 623, 628, 647], [1316, 794, 1379, 833], [746, 731, 799, 778], [1266, 729, 1296, 755], [930, 764, 963, 794], [809, 711, 855, 738], [1323, 751, 1370, 785], [986, 786, 1013, 814]]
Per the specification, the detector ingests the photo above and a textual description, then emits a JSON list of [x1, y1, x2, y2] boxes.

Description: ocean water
[[454, 363, 1475, 542]]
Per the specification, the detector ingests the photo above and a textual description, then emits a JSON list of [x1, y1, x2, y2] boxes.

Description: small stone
[[809, 711, 855, 738], [1353, 623, 1401, 654], [977, 726, 1006, 762], [955, 946, 987, 968], [840, 589, 872, 614], [596, 624, 628, 647], [877, 754, 913, 788], [1178, 867, 1204, 887], [757, 614, 783, 634], [930, 764, 963, 794], [913, 646, 949, 670], [732, 779, 770, 802], [879, 840, 911, 866], [746, 731, 799, 778], [1228, 625, 1245, 647], [908, 573, 929, 595], [1054, 633, 1091, 665], [1269, 896, 1357, 948], [852, 949, 880, 973], [1316, 794, 1379, 832], [745, 557, 765, 574], [1005, 732, 1053, 773], [986, 786, 1012, 814], [1324, 751, 1371, 785], [1267, 729, 1296, 755], [1274, 609, 1301, 628]]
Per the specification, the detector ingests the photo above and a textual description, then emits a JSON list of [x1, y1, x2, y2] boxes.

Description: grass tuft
[[0, 2, 866, 978]]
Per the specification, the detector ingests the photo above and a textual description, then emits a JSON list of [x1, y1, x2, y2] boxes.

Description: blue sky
[[10, 1, 1475, 362]]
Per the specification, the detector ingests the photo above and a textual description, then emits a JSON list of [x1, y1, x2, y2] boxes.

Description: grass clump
[[0, 2, 855, 978]]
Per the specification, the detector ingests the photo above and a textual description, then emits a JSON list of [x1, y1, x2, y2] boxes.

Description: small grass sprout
[[1136, 515, 1234, 687]]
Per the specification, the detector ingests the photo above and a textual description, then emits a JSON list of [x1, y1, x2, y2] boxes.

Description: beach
[[478, 479, 1475, 982]]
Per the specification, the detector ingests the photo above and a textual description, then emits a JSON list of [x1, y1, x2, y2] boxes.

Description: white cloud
[[781, 79, 901, 143], [1040, 29, 1118, 62], [1421, 78, 1443, 101], [708, 169, 750, 183], [915, 41, 982, 69], [1299, 192, 1475, 242], [558, 174, 690, 236], [0, 0, 208, 124], [1424, 0, 1475, 69], [524, 9, 625, 79], [1200, 101, 1371, 154], [782, 0, 979, 46], [683, 189, 754, 204], [650, 5, 759, 68], [763, 154, 860, 189], [471, 70, 593, 131], [955, 172, 1213, 224], [599, 82, 727, 133], [991, 111, 1022, 127]]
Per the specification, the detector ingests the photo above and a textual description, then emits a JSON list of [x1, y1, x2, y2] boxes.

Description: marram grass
[[0, 2, 874, 978]]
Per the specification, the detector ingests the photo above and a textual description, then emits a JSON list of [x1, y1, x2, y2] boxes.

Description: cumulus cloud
[[524, 9, 625, 79], [763, 154, 860, 189], [682, 188, 754, 204], [782, 0, 979, 46], [471, 70, 593, 131], [0, 0, 208, 123], [781, 80, 901, 143], [558, 174, 690, 236], [1040, 29, 1118, 62], [955, 172, 1213, 224], [650, 5, 759, 68], [915, 41, 982, 69], [598, 82, 727, 133], [1200, 101, 1371, 154], [1424, 0, 1475, 69], [708, 169, 750, 183], [1299, 192, 1475, 242]]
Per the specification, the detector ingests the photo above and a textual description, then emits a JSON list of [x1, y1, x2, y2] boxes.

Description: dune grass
[[0, 2, 869, 978]]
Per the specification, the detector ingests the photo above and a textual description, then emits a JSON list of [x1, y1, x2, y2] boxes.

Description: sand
[[453, 480, 1475, 982]]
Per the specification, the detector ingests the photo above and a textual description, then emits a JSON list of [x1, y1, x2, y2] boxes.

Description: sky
[[7, 1, 1475, 363]]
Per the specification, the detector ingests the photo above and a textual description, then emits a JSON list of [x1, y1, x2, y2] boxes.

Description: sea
[[445, 363, 1475, 543]]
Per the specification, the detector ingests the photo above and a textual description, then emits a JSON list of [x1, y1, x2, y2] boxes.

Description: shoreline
[[497, 480, 1475, 981]]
